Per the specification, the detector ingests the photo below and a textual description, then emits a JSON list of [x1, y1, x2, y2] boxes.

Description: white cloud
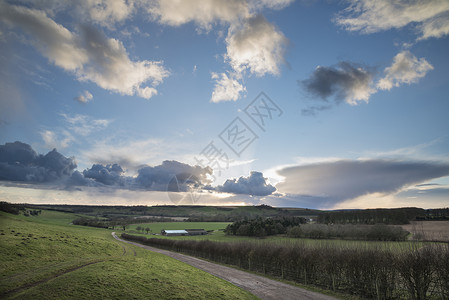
[[77, 0, 135, 28], [60, 113, 111, 136], [249, 0, 295, 10], [142, 1, 291, 102], [377, 51, 433, 91], [210, 72, 246, 103], [0, 2, 168, 99], [336, 0, 449, 40], [226, 15, 288, 76], [419, 11, 449, 40], [146, 0, 249, 30], [16, 0, 136, 29], [40, 129, 73, 149], [74, 90, 93, 103]]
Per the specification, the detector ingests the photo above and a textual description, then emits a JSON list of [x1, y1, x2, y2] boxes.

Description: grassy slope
[[0, 211, 256, 299]]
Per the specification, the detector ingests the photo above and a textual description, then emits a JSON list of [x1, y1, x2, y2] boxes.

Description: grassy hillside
[[0, 211, 256, 299]]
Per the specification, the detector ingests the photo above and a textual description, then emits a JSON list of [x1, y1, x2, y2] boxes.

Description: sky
[[1, 0, 449, 209]]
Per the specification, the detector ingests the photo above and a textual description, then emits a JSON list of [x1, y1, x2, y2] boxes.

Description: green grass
[[125, 222, 426, 251], [0, 211, 256, 299], [126, 221, 231, 233]]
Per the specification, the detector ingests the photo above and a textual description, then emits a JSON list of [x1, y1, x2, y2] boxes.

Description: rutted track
[[1, 260, 103, 298], [112, 232, 336, 300]]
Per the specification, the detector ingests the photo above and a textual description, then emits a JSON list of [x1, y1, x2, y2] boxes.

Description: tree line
[[122, 233, 449, 300], [317, 207, 426, 225], [224, 216, 307, 237], [0, 202, 41, 216]]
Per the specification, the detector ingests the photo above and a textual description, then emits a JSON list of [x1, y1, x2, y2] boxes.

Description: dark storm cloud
[[276, 159, 449, 204], [0, 142, 277, 197], [83, 163, 126, 186], [0, 141, 76, 182], [217, 171, 276, 196], [136, 160, 212, 191], [300, 61, 375, 106]]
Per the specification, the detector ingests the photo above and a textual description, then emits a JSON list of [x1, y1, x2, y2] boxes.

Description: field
[[126, 221, 231, 234], [401, 221, 449, 241], [124, 221, 428, 252], [0, 211, 257, 299]]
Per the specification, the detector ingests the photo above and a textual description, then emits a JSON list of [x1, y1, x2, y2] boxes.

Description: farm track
[[112, 232, 336, 300], [1, 260, 104, 298]]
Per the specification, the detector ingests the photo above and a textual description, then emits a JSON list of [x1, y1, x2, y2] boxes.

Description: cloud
[[276, 159, 449, 205], [60, 113, 111, 136], [335, 0, 449, 40], [74, 90, 93, 103], [301, 62, 376, 105], [77, 24, 169, 98], [146, 0, 295, 30], [83, 163, 127, 186], [15, 0, 136, 29], [250, 0, 295, 10], [40, 130, 73, 150], [147, 0, 249, 30], [300, 105, 332, 116], [217, 171, 276, 196], [225, 15, 288, 77], [0, 141, 77, 182], [377, 51, 434, 90], [137, 160, 212, 191], [0, 2, 168, 99], [210, 72, 246, 103], [76, 0, 135, 28]]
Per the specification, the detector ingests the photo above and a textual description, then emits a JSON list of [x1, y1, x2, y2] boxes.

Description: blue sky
[[1, 0, 448, 209]]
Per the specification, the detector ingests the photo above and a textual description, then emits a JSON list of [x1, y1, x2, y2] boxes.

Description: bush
[[288, 224, 409, 241], [121, 233, 449, 299]]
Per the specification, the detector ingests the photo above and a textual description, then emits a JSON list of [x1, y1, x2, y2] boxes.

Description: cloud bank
[[0, 141, 274, 197], [276, 159, 449, 206], [0, 141, 76, 182]]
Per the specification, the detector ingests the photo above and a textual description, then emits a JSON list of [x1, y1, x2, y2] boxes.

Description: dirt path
[[112, 232, 336, 300]]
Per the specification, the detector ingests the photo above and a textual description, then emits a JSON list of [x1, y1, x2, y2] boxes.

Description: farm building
[[161, 230, 188, 236], [161, 229, 208, 236], [185, 229, 208, 235]]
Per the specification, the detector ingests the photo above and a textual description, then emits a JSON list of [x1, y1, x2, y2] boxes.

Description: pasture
[[123, 221, 428, 252], [0, 211, 257, 299]]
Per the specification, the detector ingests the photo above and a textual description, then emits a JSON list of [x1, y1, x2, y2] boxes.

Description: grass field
[[126, 221, 231, 233], [401, 220, 449, 241], [123, 221, 428, 252], [0, 211, 257, 299]]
